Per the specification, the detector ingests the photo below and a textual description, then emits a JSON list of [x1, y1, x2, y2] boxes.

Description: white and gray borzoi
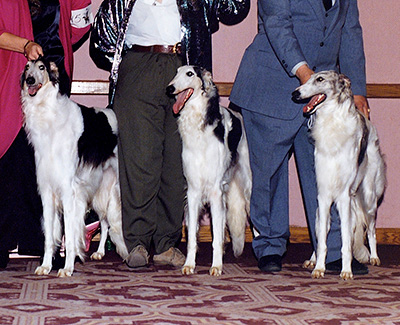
[[292, 71, 386, 280], [167, 66, 252, 276], [21, 58, 128, 277]]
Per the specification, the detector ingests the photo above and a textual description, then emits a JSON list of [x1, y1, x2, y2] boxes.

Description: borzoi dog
[[167, 66, 252, 276], [292, 71, 386, 280], [21, 58, 128, 277]]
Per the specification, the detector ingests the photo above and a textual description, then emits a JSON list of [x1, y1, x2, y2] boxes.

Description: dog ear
[[201, 70, 215, 92], [338, 73, 353, 101], [20, 63, 28, 89], [49, 61, 60, 85], [338, 73, 351, 89]]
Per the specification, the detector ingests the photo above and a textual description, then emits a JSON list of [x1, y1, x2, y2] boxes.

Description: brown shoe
[[153, 247, 186, 267], [125, 245, 149, 268]]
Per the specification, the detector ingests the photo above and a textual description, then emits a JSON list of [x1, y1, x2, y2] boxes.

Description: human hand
[[24, 41, 43, 60], [354, 95, 370, 119], [296, 64, 314, 85]]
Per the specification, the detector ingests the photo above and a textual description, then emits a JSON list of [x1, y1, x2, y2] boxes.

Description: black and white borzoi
[[292, 71, 386, 280], [21, 58, 128, 277], [167, 66, 252, 276]]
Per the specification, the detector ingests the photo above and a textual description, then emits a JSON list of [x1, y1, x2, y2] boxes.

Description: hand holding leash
[[296, 64, 315, 85], [354, 95, 370, 119], [23, 40, 43, 60]]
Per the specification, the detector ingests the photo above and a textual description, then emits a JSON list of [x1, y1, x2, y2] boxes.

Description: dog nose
[[166, 85, 175, 96], [292, 90, 300, 98], [26, 76, 35, 85]]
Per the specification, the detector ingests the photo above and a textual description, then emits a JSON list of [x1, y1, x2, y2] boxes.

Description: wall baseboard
[[93, 226, 399, 245], [180, 226, 400, 245]]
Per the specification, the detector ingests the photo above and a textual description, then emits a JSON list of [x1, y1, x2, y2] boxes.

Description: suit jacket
[[230, 0, 366, 120]]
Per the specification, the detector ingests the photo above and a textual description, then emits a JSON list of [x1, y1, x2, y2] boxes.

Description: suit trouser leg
[[113, 51, 185, 254], [242, 109, 294, 259]]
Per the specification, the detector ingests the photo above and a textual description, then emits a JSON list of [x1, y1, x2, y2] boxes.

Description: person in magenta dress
[[0, 0, 92, 268]]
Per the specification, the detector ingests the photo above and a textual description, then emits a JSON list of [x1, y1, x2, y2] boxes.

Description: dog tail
[[226, 177, 247, 257]]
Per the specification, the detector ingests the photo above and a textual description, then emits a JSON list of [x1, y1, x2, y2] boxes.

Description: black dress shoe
[[258, 254, 282, 272], [0, 251, 10, 269], [326, 258, 369, 275]]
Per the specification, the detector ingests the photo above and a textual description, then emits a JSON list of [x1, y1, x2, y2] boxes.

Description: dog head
[[21, 57, 59, 97], [166, 65, 217, 114], [292, 70, 353, 115]]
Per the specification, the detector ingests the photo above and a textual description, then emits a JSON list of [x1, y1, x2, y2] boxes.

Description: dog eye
[[39, 64, 45, 70], [186, 71, 194, 77], [316, 77, 324, 82]]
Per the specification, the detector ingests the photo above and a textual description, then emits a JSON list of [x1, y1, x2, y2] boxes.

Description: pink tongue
[[173, 89, 192, 114], [303, 94, 326, 113], [28, 84, 42, 96]]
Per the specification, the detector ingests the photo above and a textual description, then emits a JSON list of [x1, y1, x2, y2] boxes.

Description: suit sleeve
[[70, 0, 93, 45], [338, 0, 366, 96], [258, 0, 306, 77]]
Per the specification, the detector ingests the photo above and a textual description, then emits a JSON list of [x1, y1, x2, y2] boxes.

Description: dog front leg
[[337, 195, 353, 280], [209, 190, 226, 276], [35, 190, 57, 275], [58, 195, 86, 277], [182, 188, 201, 275], [312, 200, 330, 279]]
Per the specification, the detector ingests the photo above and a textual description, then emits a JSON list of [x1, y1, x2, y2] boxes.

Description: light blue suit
[[230, 0, 366, 262]]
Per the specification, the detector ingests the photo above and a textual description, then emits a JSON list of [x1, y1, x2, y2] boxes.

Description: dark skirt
[[0, 129, 44, 255]]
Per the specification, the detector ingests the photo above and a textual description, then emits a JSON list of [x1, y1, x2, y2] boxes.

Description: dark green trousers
[[113, 51, 185, 254]]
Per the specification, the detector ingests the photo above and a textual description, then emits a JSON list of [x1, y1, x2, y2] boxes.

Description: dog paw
[[311, 269, 325, 279], [302, 259, 315, 269], [90, 252, 104, 260], [370, 257, 381, 266], [340, 271, 354, 280], [209, 266, 222, 277], [34, 266, 51, 275], [181, 265, 195, 275], [57, 268, 73, 277]]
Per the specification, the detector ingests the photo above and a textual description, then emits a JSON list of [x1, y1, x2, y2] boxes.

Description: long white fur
[[168, 66, 252, 276], [21, 59, 128, 277], [293, 71, 386, 280]]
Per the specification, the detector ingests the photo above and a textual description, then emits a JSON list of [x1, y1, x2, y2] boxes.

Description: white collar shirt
[[125, 0, 182, 47]]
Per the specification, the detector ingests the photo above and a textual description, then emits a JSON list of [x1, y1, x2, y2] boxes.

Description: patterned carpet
[[1, 243, 400, 324]]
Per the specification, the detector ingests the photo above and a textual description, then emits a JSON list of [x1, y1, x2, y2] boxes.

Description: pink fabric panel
[[0, 0, 33, 158]]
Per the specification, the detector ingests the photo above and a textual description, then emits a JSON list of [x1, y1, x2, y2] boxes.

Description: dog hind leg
[[91, 168, 128, 260], [351, 195, 371, 264], [104, 181, 128, 260], [90, 217, 108, 260], [226, 177, 246, 258]]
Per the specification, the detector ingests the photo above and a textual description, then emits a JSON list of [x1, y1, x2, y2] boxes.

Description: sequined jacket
[[89, 0, 250, 104]]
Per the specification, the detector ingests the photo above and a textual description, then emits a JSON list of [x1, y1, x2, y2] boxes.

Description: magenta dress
[[0, 0, 33, 158]]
